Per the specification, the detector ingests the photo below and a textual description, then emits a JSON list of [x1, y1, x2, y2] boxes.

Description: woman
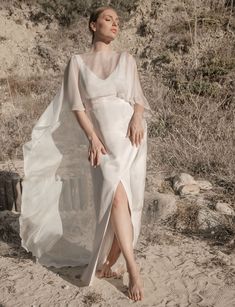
[[19, 5, 152, 302]]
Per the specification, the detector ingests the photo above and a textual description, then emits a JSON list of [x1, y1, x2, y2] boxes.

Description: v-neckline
[[76, 51, 124, 81]]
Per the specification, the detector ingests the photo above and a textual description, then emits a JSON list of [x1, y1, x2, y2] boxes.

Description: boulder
[[145, 172, 166, 193], [197, 207, 229, 231], [174, 200, 233, 237], [196, 179, 213, 190], [0, 171, 22, 212], [178, 184, 200, 196], [153, 192, 177, 221], [172, 173, 200, 196], [215, 202, 235, 216]]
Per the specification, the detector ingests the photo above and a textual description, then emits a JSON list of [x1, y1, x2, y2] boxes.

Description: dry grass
[[0, 75, 60, 160], [2, 0, 138, 26], [146, 0, 235, 186], [163, 198, 235, 245], [0, 0, 234, 191]]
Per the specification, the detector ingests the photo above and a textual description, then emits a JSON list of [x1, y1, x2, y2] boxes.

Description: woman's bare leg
[[110, 182, 144, 301]]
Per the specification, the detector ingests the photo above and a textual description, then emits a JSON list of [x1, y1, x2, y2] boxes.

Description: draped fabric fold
[[20, 78, 96, 267]]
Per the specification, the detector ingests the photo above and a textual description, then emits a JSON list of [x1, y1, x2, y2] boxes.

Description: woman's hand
[[126, 112, 144, 147], [88, 132, 107, 167], [72, 110, 107, 168]]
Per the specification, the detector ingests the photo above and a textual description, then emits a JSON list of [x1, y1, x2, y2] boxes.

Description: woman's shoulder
[[120, 50, 134, 57], [123, 51, 137, 66], [122, 50, 136, 61]]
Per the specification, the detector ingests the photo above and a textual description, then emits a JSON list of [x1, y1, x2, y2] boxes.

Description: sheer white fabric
[[65, 50, 152, 118], [19, 49, 153, 286]]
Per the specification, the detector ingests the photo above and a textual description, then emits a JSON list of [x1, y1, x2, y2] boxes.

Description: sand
[[0, 209, 234, 307]]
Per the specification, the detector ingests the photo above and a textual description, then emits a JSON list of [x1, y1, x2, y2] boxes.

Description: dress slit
[[80, 169, 134, 286]]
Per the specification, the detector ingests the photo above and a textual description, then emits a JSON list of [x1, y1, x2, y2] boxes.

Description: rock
[[173, 199, 233, 236], [196, 179, 213, 190], [215, 202, 235, 216], [172, 173, 200, 195], [0, 171, 22, 212], [146, 172, 166, 193], [0, 210, 20, 244], [225, 238, 235, 249], [150, 192, 177, 222], [178, 184, 200, 196], [197, 207, 230, 231], [173, 173, 197, 188]]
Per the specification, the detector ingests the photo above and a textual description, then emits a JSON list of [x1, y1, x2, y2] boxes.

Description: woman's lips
[[111, 29, 117, 33]]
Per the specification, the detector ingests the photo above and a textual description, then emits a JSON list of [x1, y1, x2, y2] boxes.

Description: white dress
[[19, 49, 153, 286]]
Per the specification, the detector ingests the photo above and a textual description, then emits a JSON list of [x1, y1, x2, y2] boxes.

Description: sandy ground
[[0, 210, 235, 307], [0, 161, 235, 306]]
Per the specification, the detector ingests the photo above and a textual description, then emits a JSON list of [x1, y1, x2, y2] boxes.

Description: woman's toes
[[96, 258, 122, 279], [105, 268, 111, 277], [128, 279, 144, 301], [135, 291, 141, 301], [112, 270, 117, 277], [134, 292, 138, 301], [97, 270, 104, 278], [99, 266, 117, 278], [105, 270, 111, 277], [110, 269, 117, 277], [140, 289, 144, 300]]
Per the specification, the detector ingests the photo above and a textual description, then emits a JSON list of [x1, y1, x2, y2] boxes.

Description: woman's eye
[[105, 18, 119, 26]]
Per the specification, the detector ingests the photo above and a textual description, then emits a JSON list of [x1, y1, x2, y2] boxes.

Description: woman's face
[[90, 9, 120, 42]]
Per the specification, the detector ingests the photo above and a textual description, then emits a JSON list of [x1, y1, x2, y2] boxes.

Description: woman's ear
[[90, 21, 96, 32]]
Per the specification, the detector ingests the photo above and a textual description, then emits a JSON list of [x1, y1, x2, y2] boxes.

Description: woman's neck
[[89, 43, 114, 53]]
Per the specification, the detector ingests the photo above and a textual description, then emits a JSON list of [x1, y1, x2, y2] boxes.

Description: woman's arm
[[127, 104, 145, 147], [126, 54, 149, 147], [133, 103, 144, 116], [73, 110, 107, 167], [73, 110, 96, 142]]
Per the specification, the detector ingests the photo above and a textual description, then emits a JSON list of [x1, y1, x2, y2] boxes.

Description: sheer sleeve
[[129, 54, 152, 112], [63, 55, 86, 112]]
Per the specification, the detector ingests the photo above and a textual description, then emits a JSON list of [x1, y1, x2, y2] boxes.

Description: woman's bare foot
[[96, 260, 117, 278], [96, 234, 123, 278], [127, 264, 144, 301]]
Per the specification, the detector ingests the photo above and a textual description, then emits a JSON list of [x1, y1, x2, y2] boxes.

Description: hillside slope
[[0, 0, 234, 189]]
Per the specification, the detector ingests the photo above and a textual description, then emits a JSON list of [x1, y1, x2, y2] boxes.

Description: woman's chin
[[107, 32, 118, 40]]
